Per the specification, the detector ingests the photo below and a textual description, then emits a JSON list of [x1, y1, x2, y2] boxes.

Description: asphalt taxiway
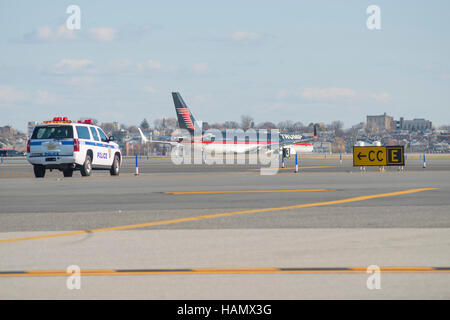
[[0, 155, 449, 299]]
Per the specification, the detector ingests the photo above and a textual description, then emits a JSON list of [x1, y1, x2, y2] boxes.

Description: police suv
[[27, 117, 122, 178]]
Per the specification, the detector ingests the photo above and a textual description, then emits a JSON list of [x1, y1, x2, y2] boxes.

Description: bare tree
[[307, 122, 315, 133], [153, 119, 163, 131], [335, 128, 344, 137], [223, 121, 239, 129], [100, 122, 114, 135], [209, 123, 224, 130], [128, 125, 138, 133], [240, 115, 254, 130], [165, 118, 178, 130], [257, 122, 277, 129], [202, 122, 210, 130], [293, 121, 305, 132], [277, 120, 295, 132], [330, 120, 344, 130]]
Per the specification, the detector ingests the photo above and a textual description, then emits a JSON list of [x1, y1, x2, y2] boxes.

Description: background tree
[[277, 120, 295, 132], [332, 137, 346, 153], [307, 122, 315, 133], [209, 123, 225, 130], [100, 122, 114, 135], [240, 115, 254, 130], [293, 121, 305, 132], [202, 122, 210, 130], [223, 121, 240, 129], [257, 121, 277, 129], [165, 118, 178, 130], [330, 121, 344, 130], [140, 118, 150, 131]]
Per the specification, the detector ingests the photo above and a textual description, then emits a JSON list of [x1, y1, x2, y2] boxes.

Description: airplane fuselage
[[177, 131, 313, 154]]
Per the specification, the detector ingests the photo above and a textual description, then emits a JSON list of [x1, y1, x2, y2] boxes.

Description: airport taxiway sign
[[353, 146, 404, 166]]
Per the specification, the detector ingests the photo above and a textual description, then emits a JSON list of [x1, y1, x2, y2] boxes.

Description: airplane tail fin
[[138, 127, 148, 143], [172, 92, 199, 134]]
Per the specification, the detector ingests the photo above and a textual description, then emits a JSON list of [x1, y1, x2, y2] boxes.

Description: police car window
[[31, 126, 73, 140], [97, 128, 108, 142], [76, 126, 91, 140], [89, 127, 99, 141]]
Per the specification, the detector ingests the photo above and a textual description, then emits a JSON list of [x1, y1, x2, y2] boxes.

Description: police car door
[[96, 128, 113, 166], [88, 126, 106, 166]]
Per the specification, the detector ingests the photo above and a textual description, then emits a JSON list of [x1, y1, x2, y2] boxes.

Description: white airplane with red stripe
[[169, 92, 317, 156]]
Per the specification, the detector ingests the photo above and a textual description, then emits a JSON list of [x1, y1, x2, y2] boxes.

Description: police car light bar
[[43, 117, 93, 124], [43, 116, 72, 124], [77, 119, 93, 124]]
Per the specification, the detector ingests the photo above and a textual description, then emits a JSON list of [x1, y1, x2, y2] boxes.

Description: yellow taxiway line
[[0, 187, 438, 244], [0, 266, 449, 277], [164, 189, 336, 195]]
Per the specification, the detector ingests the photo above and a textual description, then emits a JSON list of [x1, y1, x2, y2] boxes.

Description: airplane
[[354, 140, 382, 147], [137, 127, 183, 146], [168, 92, 318, 157]]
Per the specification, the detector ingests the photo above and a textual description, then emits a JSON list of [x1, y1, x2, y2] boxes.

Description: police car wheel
[[110, 155, 120, 176], [33, 165, 45, 178], [80, 154, 92, 177], [63, 168, 73, 177]]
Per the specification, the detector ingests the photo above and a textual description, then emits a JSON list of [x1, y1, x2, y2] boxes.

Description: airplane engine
[[173, 144, 184, 157]]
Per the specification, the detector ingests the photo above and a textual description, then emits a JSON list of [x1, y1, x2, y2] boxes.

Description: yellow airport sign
[[353, 146, 404, 166]]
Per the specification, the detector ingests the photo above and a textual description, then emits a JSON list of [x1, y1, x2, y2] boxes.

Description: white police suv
[[27, 117, 122, 178]]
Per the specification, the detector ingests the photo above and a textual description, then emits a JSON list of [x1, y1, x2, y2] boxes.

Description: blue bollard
[[423, 154, 427, 168], [295, 154, 298, 173], [281, 152, 285, 168], [135, 155, 139, 175]]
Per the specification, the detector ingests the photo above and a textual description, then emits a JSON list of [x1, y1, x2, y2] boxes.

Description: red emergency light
[[77, 119, 93, 124], [44, 116, 72, 124]]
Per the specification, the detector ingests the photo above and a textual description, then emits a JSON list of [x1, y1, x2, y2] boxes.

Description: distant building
[[112, 129, 128, 141], [27, 121, 38, 137], [112, 122, 121, 131], [398, 117, 432, 132], [0, 126, 14, 137], [437, 131, 450, 143], [313, 142, 332, 153], [351, 122, 365, 130], [366, 113, 395, 132]]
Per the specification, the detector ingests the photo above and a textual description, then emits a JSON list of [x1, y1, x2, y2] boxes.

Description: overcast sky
[[1, 0, 449, 132]]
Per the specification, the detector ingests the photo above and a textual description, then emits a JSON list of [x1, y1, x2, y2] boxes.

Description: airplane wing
[[150, 140, 180, 147], [138, 128, 184, 146]]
